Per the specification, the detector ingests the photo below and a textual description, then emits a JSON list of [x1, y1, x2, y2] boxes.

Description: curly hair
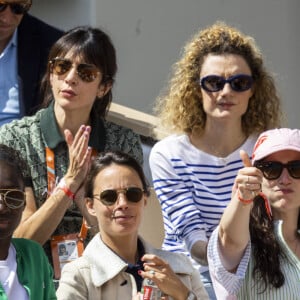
[[154, 21, 282, 136], [249, 193, 300, 292]]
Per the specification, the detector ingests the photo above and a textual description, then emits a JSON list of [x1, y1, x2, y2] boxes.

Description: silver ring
[[149, 270, 155, 275]]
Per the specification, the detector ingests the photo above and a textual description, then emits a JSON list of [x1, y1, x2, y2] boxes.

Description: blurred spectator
[[0, 0, 63, 125]]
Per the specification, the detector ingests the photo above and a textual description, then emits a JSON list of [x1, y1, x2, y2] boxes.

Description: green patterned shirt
[[0, 102, 143, 260]]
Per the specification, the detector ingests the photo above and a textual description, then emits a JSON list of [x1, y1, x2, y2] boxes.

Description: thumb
[[240, 149, 252, 167]]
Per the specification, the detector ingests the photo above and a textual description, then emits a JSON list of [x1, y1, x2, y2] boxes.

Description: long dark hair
[[40, 26, 117, 117], [249, 193, 298, 291], [85, 151, 150, 199]]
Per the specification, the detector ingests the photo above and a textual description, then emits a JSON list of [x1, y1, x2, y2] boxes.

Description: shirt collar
[[11, 28, 18, 47], [40, 102, 106, 151], [0, 29, 17, 57]]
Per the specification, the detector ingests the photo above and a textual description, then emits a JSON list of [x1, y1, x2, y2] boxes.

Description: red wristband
[[57, 178, 75, 200], [237, 190, 253, 204]]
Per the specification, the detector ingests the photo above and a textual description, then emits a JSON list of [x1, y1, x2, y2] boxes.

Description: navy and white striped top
[[149, 134, 257, 272]]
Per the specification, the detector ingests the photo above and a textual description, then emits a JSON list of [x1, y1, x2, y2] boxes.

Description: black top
[[124, 239, 145, 291], [17, 13, 63, 115]]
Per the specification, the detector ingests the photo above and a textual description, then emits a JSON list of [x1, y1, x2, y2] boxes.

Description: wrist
[[63, 175, 81, 193], [57, 178, 75, 200], [237, 190, 254, 205]]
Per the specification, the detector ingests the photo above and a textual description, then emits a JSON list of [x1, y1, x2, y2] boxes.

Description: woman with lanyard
[[0, 26, 143, 278]]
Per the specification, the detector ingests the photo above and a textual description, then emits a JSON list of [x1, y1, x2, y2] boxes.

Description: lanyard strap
[[45, 147, 98, 194], [46, 147, 56, 196]]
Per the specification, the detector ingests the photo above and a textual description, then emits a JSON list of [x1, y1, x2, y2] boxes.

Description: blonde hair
[[154, 21, 282, 136]]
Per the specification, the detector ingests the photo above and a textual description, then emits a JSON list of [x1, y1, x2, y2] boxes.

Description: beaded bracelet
[[57, 178, 75, 201], [237, 190, 254, 204]]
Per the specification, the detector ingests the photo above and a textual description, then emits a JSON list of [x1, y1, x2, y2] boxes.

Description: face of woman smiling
[[86, 164, 147, 243]]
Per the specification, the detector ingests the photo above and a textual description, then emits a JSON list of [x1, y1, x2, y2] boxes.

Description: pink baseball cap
[[252, 128, 300, 163]]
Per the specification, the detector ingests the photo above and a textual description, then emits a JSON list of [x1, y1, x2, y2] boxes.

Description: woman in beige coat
[[56, 151, 208, 300]]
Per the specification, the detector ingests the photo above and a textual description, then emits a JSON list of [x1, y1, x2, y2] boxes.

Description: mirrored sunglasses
[[49, 57, 100, 83], [94, 187, 144, 206], [200, 74, 253, 92], [0, 189, 25, 209], [0, 1, 31, 14], [255, 160, 300, 180]]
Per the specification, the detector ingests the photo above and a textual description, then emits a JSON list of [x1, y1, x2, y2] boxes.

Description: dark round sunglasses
[[255, 160, 300, 180], [200, 74, 253, 92], [0, 1, 31, 14], [94, 187, 145, 206], [49, 57, 100, 83], [0, 189, 25, 209]]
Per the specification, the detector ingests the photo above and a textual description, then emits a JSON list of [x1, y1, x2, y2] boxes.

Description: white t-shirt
[[0, 244, 28, 300]]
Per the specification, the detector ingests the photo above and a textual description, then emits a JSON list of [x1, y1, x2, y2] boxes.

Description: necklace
[[190, 130, 247, 158]]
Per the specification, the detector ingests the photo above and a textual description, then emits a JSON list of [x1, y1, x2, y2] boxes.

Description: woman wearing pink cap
[[207, 128, 300, 299]]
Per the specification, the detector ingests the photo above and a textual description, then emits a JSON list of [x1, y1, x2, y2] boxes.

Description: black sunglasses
[[49, 57, 100, 83], [200, 74, 253, 92], [255, 160, 300, 180], [0, 189, 25, 209], [0, 1, 31, 14], [94, 187, 144, 206]]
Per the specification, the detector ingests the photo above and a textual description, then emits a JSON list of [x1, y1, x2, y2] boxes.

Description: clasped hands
[[64, 125, 92, 201]]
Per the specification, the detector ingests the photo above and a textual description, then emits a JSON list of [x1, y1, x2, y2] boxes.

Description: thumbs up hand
[[232, 150, 263, 202]]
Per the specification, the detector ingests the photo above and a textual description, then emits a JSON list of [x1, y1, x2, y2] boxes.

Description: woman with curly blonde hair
[[149, 21, 282, 299]]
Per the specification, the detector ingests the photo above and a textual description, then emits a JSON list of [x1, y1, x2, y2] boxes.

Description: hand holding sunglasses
[[255, 160, 300, 180], [0, 1, 31, 14], [49, 57, 100, 83], [200, 74, 253, 92], [94, 187, 145, 206]]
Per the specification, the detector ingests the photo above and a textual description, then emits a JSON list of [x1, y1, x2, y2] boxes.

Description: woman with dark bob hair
[[0, 26, 143, 270], [57, 151, 208, 299], [149, 21, 283, 298]]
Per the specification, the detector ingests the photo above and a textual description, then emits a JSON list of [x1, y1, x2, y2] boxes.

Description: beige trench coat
[[56, 234, 208, 300]]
